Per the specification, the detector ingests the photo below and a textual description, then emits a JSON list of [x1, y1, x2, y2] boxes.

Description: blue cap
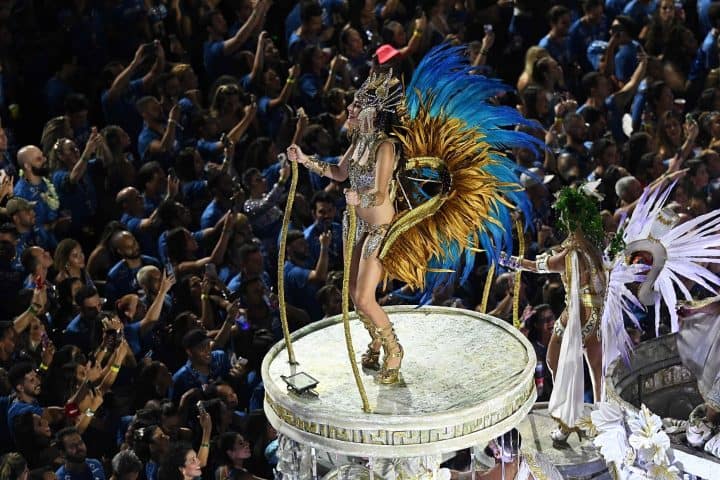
[[587, 40, 608, 71]]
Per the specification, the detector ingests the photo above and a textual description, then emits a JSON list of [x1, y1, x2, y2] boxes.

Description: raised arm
[[223, 0, 270, 56], [107, 45, 147, 102], [247, 31, 268, 84]]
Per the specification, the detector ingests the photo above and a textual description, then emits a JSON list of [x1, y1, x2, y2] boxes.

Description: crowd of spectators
[[0, 0, 719, 477]]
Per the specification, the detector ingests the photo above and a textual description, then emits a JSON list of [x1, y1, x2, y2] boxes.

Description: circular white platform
[[517, 403, 609, 479], [262, 306, 537, 458]]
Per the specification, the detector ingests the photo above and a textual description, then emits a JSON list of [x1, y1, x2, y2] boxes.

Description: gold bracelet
[[305, 155, 330, 176]]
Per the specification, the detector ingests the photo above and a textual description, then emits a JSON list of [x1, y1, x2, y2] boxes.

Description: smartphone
[[197, 400, 207, 415], [235, 313, 250, 331], [165, 261, 175, 279], [484, 24, 493, 33], [35, 274, 44, 290], [41, 332, 50, 349], [205, 263, 218, 279]]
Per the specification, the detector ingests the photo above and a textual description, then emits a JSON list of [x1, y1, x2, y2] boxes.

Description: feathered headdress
[[377, 44, 543, 301]]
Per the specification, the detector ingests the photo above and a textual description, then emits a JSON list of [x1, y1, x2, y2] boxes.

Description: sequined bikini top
[[348, 132, 399, 198]]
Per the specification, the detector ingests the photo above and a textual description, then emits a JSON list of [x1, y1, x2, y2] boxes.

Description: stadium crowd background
[[0, 0, 718, 478]]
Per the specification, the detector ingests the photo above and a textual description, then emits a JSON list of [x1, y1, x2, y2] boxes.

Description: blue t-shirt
[[196, 138, 223, 164], [14, 179, 59, 227], [101, 78, 146, 145], [699, 0, 714, 36], [56, 459, 106, 480], [52, 165, 98, 228], [17, 227, 57, 261], [138, 123, 178, 168], [121, 213, 158, 258], [568, 17, 608, 69], [283, 260, 322, 320], [538, 34, 572, 67], [157, 229, 205, 266], [258, 96, 286, 140], [228, 271, 272, 296], [105, 255, 161, 303], [204, 40, 229, 83], [605, 0, 630, 21], [689, 30, 719, 83], [615, 40, 640, 83], [7, 399, 42, 434], [297, 73, 323, 116], [303, 221, 342, 268], [170, 350, 230, 402], [200, 199, 225, 229], [64, 315, 98, 353], [622, 0, 657, 27]]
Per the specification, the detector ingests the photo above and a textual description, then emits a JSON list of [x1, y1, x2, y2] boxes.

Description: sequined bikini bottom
[[342, 211, 390, 259], [553, 307, 600, 345]]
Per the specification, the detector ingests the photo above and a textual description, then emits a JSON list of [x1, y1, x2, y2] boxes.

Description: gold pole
[[277, 161, 299, 365], [343, 205, 371, 412], [479, 262, 495, 314], [513, 218, 525, 330]]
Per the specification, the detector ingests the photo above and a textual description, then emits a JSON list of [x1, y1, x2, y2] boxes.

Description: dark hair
[[158, 442, 194, 480], [241, 167, 262, 191], [237, 243, 261, 264], [0, 223, 17, 238], [581, 0, 603, 12], [582, 106, 606, 126], [137, 161, 164, 191], [55, 426, 80, 452], [133, 424, 161, 462], [0, 321, 13, 341], [20, 247, 40, 275], [591, 137, 616, 163], [286, 229, 305, 246], [11, 411, 38, 455], [112, 450, 143, 476], [175, 148, 200, 181], [300, 0, 323, 22], [581, 71, 604, 94], [166, 227, 189, 263], [316, 284, 340, 304], [521, 86, 544, 121], [526, 304, 553, 343], [310, 191, 335, 211], [710, 2, 720, 28], [244, 138, 273, 171], [299, 44, 321, 74], [217, 431, 245, 465], [74, 285, 98, 307], [8, 362, 34, 392], [646, 81, 670, 111], [614, 15, 638, 38], [547, 5, 570, 23]]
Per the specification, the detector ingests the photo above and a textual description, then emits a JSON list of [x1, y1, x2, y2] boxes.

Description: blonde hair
[[523, 46, 550, 76]]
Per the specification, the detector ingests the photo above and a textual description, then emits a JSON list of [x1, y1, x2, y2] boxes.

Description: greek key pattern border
[[265, 378, 535, 447]]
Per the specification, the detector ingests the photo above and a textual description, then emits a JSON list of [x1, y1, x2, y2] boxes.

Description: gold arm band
[[305, 155, 331, 176]]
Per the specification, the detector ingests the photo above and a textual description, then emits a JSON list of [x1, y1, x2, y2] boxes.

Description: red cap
[[375, 44, 400, 64]]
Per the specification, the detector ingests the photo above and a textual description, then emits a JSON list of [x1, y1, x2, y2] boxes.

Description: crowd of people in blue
[[0, 0, 718, 478]]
